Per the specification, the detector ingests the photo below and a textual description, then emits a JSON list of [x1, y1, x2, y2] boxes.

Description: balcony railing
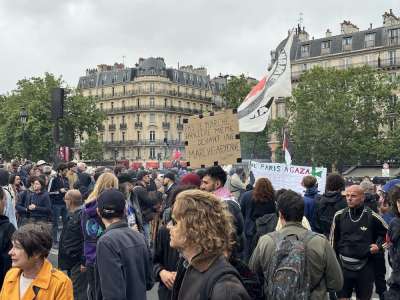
[[95, 89, 213, 103], [104, 139, 185, 148], [120, 123, 127, 130], [292, 58, 400, 80], [134, 122, 143, 129], [388, 36, 400, 46], [98, 125, 105, 132], [177, 123, 184, 130], [108, 124, 116, 131], [101, 104, 203, 116], [162, 122, 170, 129]]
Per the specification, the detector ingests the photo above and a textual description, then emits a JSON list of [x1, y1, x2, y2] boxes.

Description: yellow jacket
[[0, 259, 73, 300]]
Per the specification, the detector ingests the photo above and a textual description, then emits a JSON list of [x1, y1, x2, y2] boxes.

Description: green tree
[[80, 134, 104, 161], [288, 66, 398, 171], [221, 74, 271, 159], [0, 73, 105, 161]]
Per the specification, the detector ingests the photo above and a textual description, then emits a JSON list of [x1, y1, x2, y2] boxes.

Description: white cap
[[36, 160, 47, 166]]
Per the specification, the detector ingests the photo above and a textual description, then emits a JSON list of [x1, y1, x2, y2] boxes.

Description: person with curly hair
[[169, 189, 250, 300]]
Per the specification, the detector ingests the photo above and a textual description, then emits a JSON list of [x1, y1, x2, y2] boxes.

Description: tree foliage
[[221, 74, 271, 160], [80, 135, 104, 161], [0, 73, 105, 162], [288, 66, 399, 170]]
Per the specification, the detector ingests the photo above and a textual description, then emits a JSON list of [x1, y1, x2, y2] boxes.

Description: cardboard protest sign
[[250, 161, 327, 195], [184, 110, 241, 169]]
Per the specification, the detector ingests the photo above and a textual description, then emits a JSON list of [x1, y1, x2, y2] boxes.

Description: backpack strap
[[200, 264, 241, 300]]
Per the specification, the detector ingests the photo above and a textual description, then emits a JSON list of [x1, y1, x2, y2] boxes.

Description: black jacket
[[48, 175, 69, 205], [96, 221, 154, 300], [388, 217, 400, 288], [171, 254, 250, 300], [16, 190, 51, 220], [133, 185, 159, 223], [330, 204, 388, 259], [58, 208, 85, 270], [153, 225, 180, 300], [225, 199, 245, 256], [0, 215, 15, 288]]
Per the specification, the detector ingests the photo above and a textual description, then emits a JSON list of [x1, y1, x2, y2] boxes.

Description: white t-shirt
[[19, 273, 34, 299]]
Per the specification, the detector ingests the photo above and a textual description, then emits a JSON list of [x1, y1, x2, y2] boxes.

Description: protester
[[82, 172, 118, 300], [0, 186, 16, 287], [48, 163, 69, 247], [314, 173, 347, 237], [301, 175, 320, 230], [0, 223, 73, 299], [170, 189, 250, 300], [240, 177, 276, 261], [227, 167, 247, 202], [58, 189, 87, 300], [330, 185, 388, 300], [163, 172, 177, 209], [16, 176, 51, 225], [385, 185, 400, 299], [154, 185, 197, 300], [0, 169, 17, 228], [66, 161, 79, 189], [200, 165, 244, 256], [96, 189, 153, 300], [250, 189, 343, 299]]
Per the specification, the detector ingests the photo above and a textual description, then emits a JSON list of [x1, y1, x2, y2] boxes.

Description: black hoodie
[[313, 191, 347, 237], [0, 215, 15, 287]]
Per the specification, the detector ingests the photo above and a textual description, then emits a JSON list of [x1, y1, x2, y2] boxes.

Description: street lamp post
[[19, 107, 28, 159]]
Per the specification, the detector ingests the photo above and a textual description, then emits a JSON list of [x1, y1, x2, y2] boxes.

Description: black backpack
[[317, 198, 339, 236], [250, 213, 278, 254], [200, 257, 263, 300]]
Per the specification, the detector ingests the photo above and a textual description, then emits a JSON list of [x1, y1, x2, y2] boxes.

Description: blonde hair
[[86, 172, 118, 203], [173, 190, 234, 255]]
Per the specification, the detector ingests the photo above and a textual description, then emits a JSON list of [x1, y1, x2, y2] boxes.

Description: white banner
[[250, 161, 327, 195], [238, 30, 294, 132]]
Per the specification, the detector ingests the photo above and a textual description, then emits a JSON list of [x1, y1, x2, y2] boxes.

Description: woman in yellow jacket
[[0, 223, 73, 300]]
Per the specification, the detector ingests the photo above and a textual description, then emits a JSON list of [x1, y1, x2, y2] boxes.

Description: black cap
[[137, 170, 149, 181], [97, 189, 126, 216], [118, 173, 135, 185], [164, 172, 175, 182]]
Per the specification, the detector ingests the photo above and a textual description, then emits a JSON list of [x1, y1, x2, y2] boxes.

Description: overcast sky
[[0, 0, 397, 94]]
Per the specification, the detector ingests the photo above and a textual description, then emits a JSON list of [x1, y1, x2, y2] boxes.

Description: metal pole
[[53, 119, 60, 165]]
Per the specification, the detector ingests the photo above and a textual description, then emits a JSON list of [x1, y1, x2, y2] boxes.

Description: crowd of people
[[0, 159, 399, 300]]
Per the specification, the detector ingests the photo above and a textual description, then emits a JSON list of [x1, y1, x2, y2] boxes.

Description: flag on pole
[[283, 131, 292, 165], [238, 30, 294, 132]]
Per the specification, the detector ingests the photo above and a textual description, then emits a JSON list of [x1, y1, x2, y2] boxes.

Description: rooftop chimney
[[383, 9, 400, 27], [341, 20, 359, 34], [326, 29, 332, 37]]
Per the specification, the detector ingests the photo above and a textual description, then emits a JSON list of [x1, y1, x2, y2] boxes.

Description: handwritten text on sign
[[184, 110, 241, 168], [250, 161, 327, 195]]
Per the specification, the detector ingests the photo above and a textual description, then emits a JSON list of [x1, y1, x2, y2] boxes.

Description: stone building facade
[[77, 57, 226, 161]]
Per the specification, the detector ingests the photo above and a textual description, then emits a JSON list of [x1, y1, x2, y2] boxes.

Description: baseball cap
[[36, 160, 47, 166], [382, 179, 400, 193], [97, 189, 126, 217], [164, 172, 176, 182]]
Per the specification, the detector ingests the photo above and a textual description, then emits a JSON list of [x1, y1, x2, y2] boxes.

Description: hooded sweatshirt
[[81, 200, 104, 266]]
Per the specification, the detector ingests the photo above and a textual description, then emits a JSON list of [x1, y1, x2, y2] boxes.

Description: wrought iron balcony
[[120, 123, 127, 130], [162, 122, 170, 129], [108, 124, 116, 131], [134, 122, 143, 129]]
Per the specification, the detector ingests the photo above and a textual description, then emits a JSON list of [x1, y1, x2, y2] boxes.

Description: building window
[[178, 115, 182, 124], [122, 115, 125, 124], [150, 83, 155, 92], [364, 33, 376, 48], [300, 44, 310, 58], [388, 28, 400, 45], [178, 132, 182, 141], [342, 37, 352, 50], [122, 100, 125, 109], [150, 113, 156, 123], [164, 98, 168, 107], [137, 131, 141, 140], [111, 102, 114, 111], [150, 131, 155, 141], [137, 98, 140, 107], [301, 63, 308, 71], [100, 103, 103, 111], [200, 104, 203, 111], [164, 113, 168, 121], [150, 147, 156, 159], [112, 87, 115, 96], [136, 114, 140, 123], [178, 101, 182, 108], [111, 116, 114, 125], [164, 131, 168, 140], [389, 50, 397, 66], [150, 97, 155, 108], [186, 102, 190, 108], [137, 148, 140, 159], [100, 134, 104, 142], [123, 86, 126, 95], [101, 89, 104, 97], [111, 133, 114, 142], [321, 41, 331, 54], [122, 132, 125, 142]]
